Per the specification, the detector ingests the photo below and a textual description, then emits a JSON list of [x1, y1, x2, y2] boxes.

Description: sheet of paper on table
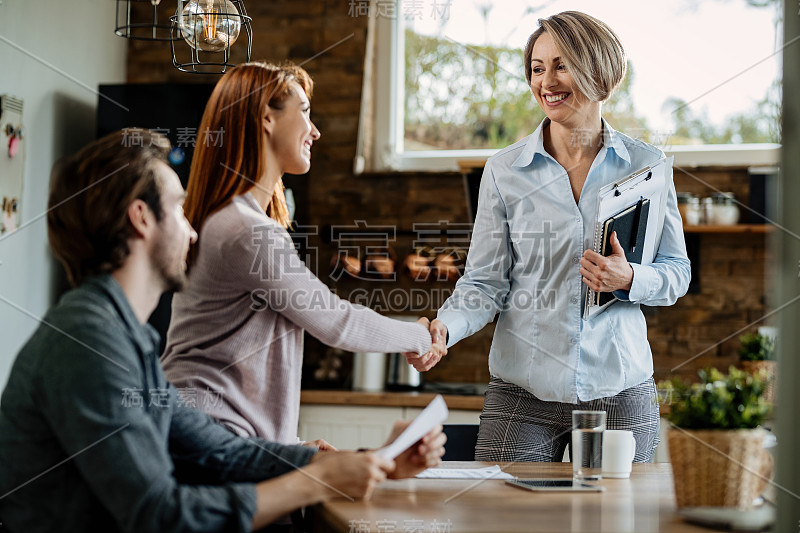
[[375, 394, 449, 460], [416, 465, 515, 479]]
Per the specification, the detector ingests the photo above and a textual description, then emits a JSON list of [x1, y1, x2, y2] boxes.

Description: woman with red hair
[[162, 62, 444, 445]]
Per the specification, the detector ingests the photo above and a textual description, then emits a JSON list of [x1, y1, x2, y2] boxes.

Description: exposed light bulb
[[179, 0, 241, 53], [203, 0, 217, 41], [150, 0, 162, 5]]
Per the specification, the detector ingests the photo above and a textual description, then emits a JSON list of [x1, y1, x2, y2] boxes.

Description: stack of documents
[[416, 465, 514, 480]]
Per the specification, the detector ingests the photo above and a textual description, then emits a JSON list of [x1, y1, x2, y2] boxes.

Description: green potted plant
[[738, 330, 777, 404], [659, 367, 773, 509]]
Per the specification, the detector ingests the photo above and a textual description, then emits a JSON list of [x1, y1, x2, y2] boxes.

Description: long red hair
[[184, 61, 314, 266]]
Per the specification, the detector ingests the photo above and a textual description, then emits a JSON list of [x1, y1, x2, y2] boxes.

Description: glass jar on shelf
[[701, 197, 714, 225], [709, 192, 740, 225], [677, 192, 701, 225]]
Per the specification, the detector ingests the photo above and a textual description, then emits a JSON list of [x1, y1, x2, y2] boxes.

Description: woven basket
[[740, 360, 777, 405], [667, 428, 772, 509]]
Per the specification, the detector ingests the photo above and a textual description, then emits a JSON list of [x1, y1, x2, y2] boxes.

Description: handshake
[[404, 318, 449, 372]]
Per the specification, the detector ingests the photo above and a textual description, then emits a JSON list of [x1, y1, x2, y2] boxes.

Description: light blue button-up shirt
[[438, 118, 690, 403]]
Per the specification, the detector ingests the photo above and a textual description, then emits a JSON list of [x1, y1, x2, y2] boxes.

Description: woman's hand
[[404, 318, 447, 372], [383, 421, 446, 479], [580, 231, 634, 293], [301, 438, 338, 451]]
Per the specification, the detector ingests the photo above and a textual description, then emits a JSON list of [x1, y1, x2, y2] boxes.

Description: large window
[[370, 0, 782, 171]]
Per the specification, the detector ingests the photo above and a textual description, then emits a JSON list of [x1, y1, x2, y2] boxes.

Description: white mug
[[602, 430, 636, 478]]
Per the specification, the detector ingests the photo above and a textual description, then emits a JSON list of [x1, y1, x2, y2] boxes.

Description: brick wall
[[126, 0, 769, 388], [656, 168, 771, 382]]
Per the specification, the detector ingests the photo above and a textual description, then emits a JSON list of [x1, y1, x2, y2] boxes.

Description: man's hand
[[383, 420, 446, 479], [580, 231, 634, 293], [307, 450, 394, 500], [301, 438, 338, 451], [404, 318, 448, 372]]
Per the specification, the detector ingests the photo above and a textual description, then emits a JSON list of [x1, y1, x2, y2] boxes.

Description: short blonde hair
[[524, 11, 626, 102]]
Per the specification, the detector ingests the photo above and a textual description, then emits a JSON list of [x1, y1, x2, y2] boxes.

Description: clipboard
[[583, 156, 673, 320]]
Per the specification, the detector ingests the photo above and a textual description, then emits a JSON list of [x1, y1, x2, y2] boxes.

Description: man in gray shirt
[[0, 130, 444, 533]]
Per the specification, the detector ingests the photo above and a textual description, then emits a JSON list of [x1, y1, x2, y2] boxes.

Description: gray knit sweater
[[162, 193, 431, 443]]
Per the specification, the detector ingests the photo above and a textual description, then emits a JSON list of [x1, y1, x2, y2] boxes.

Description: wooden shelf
[[682, 224, 772, 233], [301, 389, 672, 414], [301, 390, 484, 410]]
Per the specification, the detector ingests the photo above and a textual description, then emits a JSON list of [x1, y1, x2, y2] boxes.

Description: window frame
[[370, 6, 781, 172]]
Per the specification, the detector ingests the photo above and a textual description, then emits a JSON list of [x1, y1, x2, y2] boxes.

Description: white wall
[[0, 1, 127, 389]]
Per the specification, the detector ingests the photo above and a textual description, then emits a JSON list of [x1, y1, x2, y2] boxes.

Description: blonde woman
[[412, 11, 690, 462]]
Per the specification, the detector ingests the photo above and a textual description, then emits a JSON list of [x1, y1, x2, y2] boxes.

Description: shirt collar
[[511, 118, 632, 168], [601, 119, 631, 166], [512, 118, 550, 168], [83, 274, 160, 355]]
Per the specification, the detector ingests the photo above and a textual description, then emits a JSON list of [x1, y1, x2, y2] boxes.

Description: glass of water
[[572, 410, 606, 481]]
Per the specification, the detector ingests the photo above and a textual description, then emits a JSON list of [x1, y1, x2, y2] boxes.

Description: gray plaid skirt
[[475, 376, 660, 462]]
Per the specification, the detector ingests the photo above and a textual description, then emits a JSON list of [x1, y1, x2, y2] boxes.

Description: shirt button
[[572, 256, 580, 264], [570, 296, 579, 304], [570, 337, 578, 345]]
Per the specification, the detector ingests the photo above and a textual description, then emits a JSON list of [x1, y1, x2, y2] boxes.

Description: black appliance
[[97, 83, 216, 187], [97, 83, 215, 353]]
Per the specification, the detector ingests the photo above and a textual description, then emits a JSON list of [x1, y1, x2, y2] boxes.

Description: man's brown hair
[[47, 129, 170, 287]]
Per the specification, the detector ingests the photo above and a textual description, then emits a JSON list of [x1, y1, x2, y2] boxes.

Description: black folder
[[595, 198, 650, 306]]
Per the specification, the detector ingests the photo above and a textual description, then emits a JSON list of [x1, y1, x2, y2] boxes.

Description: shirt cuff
[[612, 288, 631, 301], [437, 312, 466, 349], [627, 263, 653, 302]]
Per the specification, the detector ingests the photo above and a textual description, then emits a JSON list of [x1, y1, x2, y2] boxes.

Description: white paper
[[594, 156, 672, 266], [415, 465, 514, 480], [375, 394, 448, 460]]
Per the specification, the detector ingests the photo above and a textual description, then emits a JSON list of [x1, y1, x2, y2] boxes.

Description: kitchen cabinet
[[298, 404, 405, 450], [299, 405, 481, 450], [298, 391, 481, 450]]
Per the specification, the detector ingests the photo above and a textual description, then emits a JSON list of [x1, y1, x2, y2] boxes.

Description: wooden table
[[313, 462, 709, 532]]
